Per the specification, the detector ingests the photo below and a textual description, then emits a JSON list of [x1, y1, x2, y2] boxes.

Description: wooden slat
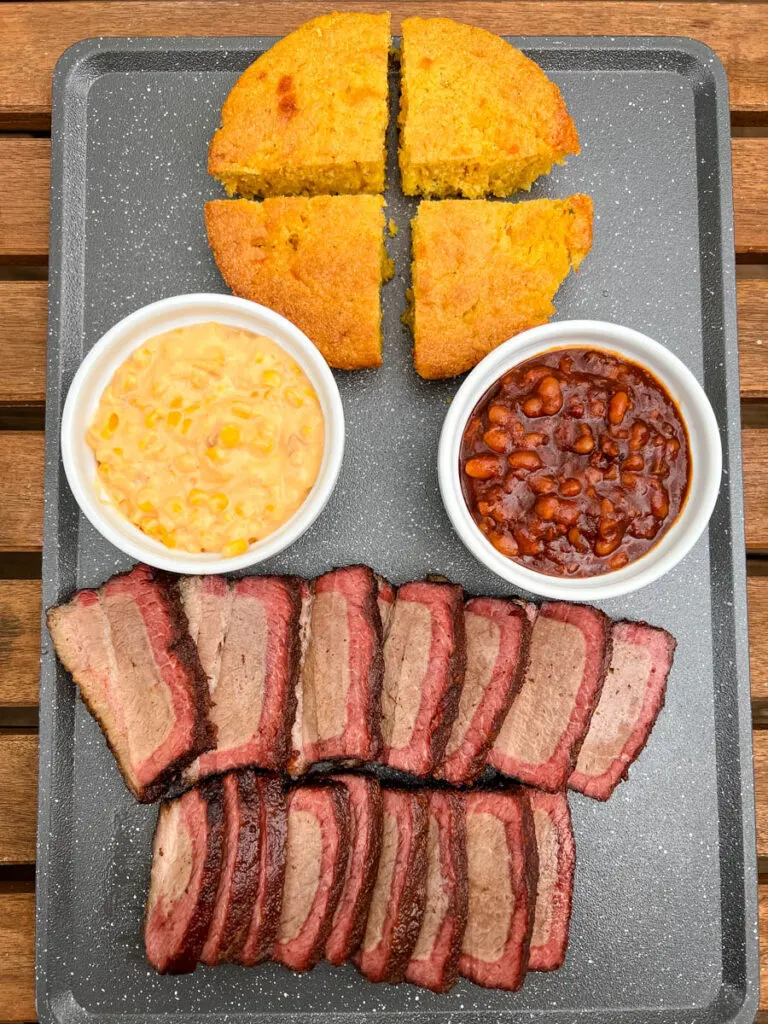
[[0, 580, 42, 707], [0, 889, 35, 1021], [762, 883, 768, 1013], [0, 277, 765, 406], [744, 428, 768, 553], [0, 433, 43, 551], [0, 734, 37, 864], [733, 139, 768, 255], [0, 282, 47, 404], [2, 2, 768, 129], [739, 280, 768, 402], [0, 139, 49, 263]]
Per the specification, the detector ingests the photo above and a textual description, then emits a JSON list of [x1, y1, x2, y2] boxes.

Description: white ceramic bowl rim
[[61, 293, 345, 574], [438, 320, 723, 601]]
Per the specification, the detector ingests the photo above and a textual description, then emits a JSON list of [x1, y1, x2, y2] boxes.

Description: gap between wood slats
[[3, 2, 768, 130], [1, 137, 768, 260]]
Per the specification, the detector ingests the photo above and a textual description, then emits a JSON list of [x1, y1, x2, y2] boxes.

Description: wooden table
[[0, 1, 767, 1020]]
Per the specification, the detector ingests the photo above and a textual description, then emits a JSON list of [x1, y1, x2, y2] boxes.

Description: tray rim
[[37, 31, 757, 1024]]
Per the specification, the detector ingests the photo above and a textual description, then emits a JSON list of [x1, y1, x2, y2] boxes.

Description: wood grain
[[744, 428, 768, 554], [2, 137, 768, 262], [0, 433, 43, 551], [2, 3, 768, 129], [0, 734, 37, 863], [739, 280, 768, 402], [0, 282, 47, 404], [0, 889, 35, 1021], [750, 577, 768, 708], [0, 580, 42, 707]]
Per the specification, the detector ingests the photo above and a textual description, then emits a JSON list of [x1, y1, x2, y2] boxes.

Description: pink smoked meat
[[376, 575, 396, 637], [460, 789, 538, 991], [381, 582, 466, 776], [47, 564, 213, 802], [489, 603, 612, 791], [405, 791, 468, 993], [145, 779, 225, 973], [239, 776, 288, 966], [354, 789, 429, 983], [325, 774, 384, 966], [199, 770, 263, 965], [439, 598, 531, 785], [274, 783, 351, 972], [527, 790, 575, 971], [291, 566, 383, 773], [569, 621, 676, 800], [180, 575, 300, 783]]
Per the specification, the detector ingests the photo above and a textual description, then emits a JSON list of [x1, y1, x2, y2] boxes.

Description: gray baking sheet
[[37, 34, 757, 1024]]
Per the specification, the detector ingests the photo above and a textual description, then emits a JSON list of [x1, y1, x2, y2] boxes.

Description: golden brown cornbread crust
[[205, 195, 391, 370], [209, 12, 390, 198], [399, 18, 580, 199], [411, 195, 593, 379]]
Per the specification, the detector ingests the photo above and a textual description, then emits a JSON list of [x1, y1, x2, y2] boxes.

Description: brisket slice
[[326, 774, 384, 966], [145, 778, 225, 973], [181, 575, 300, 783], [460, 789, 538, 991], [289, 579, 315, 775], [569, 621, 676, 800], [381, 582, 466, 776], [439, 598, 531, 785], [239, 776, 288, 966], [274, 782, 351, 972], [490, 603, 612, 791], [527, 790, 575, 972], [354, 789, 429, 983], [200, 771, 262, 965], [291, 566, 383, 774], [376, 575, 396, 638], [47, 564, 213, 802], [405, 791, 468, 993]]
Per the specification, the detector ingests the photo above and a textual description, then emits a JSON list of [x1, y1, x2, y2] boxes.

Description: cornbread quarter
[[410, 196, 593, 379], [208, 12, 390, 198], [399, 17, 579, 198], [205, 195, 392, 370]]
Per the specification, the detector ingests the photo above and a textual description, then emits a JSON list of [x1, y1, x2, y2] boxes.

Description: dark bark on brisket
[[238, 776, 288, 966]]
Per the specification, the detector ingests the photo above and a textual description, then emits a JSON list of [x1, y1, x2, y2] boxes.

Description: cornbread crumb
[[209, 13, 390, 198], [399, 17, 579, 198], [388, 218, 399, 237], [410, 196, 593, 379], [206, 195, 390, 370]]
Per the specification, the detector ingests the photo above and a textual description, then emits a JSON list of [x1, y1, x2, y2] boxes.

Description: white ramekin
[[438, 320, 722, 601], [61, 294, 345, 574]]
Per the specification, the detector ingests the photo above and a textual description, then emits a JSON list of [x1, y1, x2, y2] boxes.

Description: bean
[[609, 391, 630, 424], [621, 472, 638, 488], [529, 474, 557, 494], [559, 355, 573, 374], [559, 477, 582, 497], [601, 436, 619, 457], [483, 427, 510, 453], [623, 453, 644, 471], [600, 498, 615, 516], [488, 404, 514, 426], [490, 531, 519, 557], [538, 375, 563, 414], [554, 501, 580, 526], [465, 455, 501, 480], [608, 551, 630, 571], [573, 431, 595, 454], [568, 527, 587, 552], [629, 421, 650, 450], [650, 486, 669, 519], [666, 438, 680, 460], [595, 535, 621, 557], [516, 529, 543, 556], [522, 432, 548, 448], [522, 396, 543, 418], [534, 495, 559, 520], [599, 517, 620, 540], [522, 367, 550, 385], [508, 450, 542, 470], [603, 464, 619, 481]]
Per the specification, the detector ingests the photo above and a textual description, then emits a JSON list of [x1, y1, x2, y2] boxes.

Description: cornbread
[[87, 322, 325, 555], [410, 195, 593, 379], [209, 12, 391, 197], [399, 17, 580, 198], [205, 195, 392, 370]]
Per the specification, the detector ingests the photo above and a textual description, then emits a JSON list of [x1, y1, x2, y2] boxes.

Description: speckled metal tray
[[38, 33, 756, 1024]]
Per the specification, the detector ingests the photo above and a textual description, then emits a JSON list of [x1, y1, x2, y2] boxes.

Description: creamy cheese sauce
[[87, 322, 325, 555]]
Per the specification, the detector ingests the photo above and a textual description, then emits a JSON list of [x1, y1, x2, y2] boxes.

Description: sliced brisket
[[291, 566, 383, 774], [144, 778, 225, 973], [569, 621, 676, 800], [274, 782, 351, 972], [460, 789, 538, 991], [376, 575, 396, 638], [181, 575, 300, 783], [439, 598, 531, 785], [405, 791, 468, 993], [490, 603, 612, 791], [200, 770, 263, 965], [325, 774, 384, 966], [381, 582, 466, 776], [239, 776, 288, 966], [527, 790, 575, 971], [47, 564, 213, 802], [354, 789, 429, 983]]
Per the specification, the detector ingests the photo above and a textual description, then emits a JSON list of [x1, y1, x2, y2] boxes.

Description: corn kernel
[[231, 403, 252, 419], [162, 533, 178, 549], [185, 402, 200, 414], [220, 425, 240, 448], [138, 499, 154, 514], [253, 439, 274, 454], [133, 346, 152, 368], [122, 373, 138, 392], [263, 370, 282, 388], [113, 447, 123, 457], [145, 409, 160, 428], [188, 489, 207, 507], [181, 418, 192, 435], [167, 499, 184, 516], [222, 538, 248, 558], [209, 492, 229, 512], [206, 446, 222, 463], [98, 463, 110, 477], [284, 389, 303, 408], [170, 396, 183, 409], [167, 410, 182, 428], [144, 520, 164, 538]]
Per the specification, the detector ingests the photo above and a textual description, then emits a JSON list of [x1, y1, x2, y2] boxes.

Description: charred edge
[[429, 588, 467, 774], [440, 793, 470, 992], [562, 607, 614, 783], [217, 770, 263, 963], [386, 791, 430, 983], [364, 566, 386, 761], [244, 776, 288, 965], [517, 791, 540, 986], [310, 783, 354, 967], [276, 576, 305, 770]]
